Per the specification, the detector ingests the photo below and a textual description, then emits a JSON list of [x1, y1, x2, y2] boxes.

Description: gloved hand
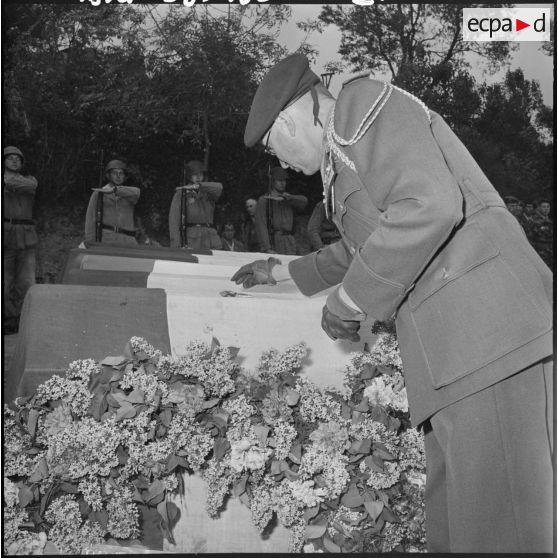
[[321, 305, 361, 342], [230, 257, 282, 288]]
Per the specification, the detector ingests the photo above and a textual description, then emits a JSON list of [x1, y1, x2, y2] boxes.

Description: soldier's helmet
[[105, 160, 127, 173], [3, 146, 24, 162], [185, 160, 205, 179]]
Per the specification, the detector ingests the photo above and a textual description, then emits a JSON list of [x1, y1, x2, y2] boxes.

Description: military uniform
[[84, 185, 140, 247], [255, 193, 307, 254], [168, 182, 222, 250], [284, 76, 553, 552], [307, 200, 341, 250], [531, 211, 553, 267], [3, 147, 38, 326]]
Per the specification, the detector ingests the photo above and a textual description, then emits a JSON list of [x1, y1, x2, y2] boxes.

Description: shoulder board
[[341, 72, 372, 89]]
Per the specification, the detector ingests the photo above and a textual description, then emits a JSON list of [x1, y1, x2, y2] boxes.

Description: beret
[[271, 166, 288, 180], [244, 53, 321, 148]]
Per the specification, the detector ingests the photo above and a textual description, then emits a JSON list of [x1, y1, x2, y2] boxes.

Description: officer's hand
[[321, 306, 361, 342], [230, 257, 282, 289]]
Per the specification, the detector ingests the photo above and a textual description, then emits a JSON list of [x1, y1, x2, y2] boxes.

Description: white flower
[[229, 439, 271, 473], [364, 376, 394, 407], [303, 542, 324, 553], [288, 480, 327, 507], [406, 470, 426, 489], [4, 478, 19, 508]]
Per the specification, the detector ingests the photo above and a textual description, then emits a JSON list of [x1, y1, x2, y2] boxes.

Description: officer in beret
[[84, 159, 140, 246], [232, 53, 553, 552], [168, 160, 222, 251], [3, 146, 38, 333], [255, 166, 307, 254]]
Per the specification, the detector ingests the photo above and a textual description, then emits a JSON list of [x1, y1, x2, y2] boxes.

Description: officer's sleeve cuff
[[343, 248, 406, 320], [326, 286, 366, 322], [288, 253, 335, 296]]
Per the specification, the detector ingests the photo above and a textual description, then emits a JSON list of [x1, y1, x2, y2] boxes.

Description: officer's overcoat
[[289, 76, 553, 425]]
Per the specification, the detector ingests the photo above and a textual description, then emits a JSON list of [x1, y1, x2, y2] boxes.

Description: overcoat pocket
[[408, 222, 550, 388]]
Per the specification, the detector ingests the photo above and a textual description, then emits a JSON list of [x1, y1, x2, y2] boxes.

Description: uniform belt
[[102, 224, 136, 237], [3, 218, 35, 225], [188, 223, 212, 228]]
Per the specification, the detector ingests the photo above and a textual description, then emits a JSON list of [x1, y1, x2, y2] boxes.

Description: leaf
[[43, 542, 60, 554], [166, 453, 180, 473], [116, 445, 129, 466], [285, 388, 300, 406], [283, 469, 301, 481], [88, 393, 108, 421], [27, 409, 40, 438], [360, 363, 378, 380], [376, 364, 395, 376], [106, 392, 122, 408], [341, 489, 364, 508], [145, 479, 165, 505], [202, 398, 220, 409], [364, 455, 385, 473], [304, 505, 320, 522], [323, 536, 341, 553], [380, 506, 400, 523], [306, 521, 328, 539], [159, 408, 172, 427], [232, 475, 248, 497], [18, 485, 34, 507], [29, 457, 49, 483], [270, 460, 283, 475], [364, 500, 384, 521], [227, 346, 240, 360], [90, 509, 109, 530], [253, 425, 269, 446], [340, 402, 352, 419], [374, 447, 396, 461], [349, 439, 371, 455], [213, 438, 230, 461], [132, 487, 144, 504], [115, 402, 136, 422], [60, 482, 79, 493], [288, 443, 302, 464], [210, 337, 220, 353], [354, 397, 370, 412], [126, 389, 145, 404], [101, 355, 127, 367]]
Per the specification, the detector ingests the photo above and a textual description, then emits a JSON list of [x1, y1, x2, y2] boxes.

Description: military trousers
[[3, 246, 36, 320], [423, 357, 553, 553]]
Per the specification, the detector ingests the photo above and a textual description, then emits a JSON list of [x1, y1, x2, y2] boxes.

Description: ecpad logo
[[463, 8, 550, 42]]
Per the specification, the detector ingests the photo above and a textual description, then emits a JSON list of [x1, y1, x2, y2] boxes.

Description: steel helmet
[[185, 160, 204, 179], [4, 146, 24, 161], [105, 159, 127, 173]]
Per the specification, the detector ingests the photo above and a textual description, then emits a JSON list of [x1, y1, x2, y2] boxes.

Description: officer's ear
[[276, 111, 296, 138]]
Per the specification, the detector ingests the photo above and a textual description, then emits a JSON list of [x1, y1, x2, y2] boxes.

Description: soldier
[[240, 197, 259, 252], [532, 198, 553, 267], [3, 146, 38, 333], [168, 160, 222, 251], [84, 159, 140, 246], [307, 200, 341, 250], [519, 200, 538, 243], [255, 166, 307, 254], [232, 54, 553, 553]]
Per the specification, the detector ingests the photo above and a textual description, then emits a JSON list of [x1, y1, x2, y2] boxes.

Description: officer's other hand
[[321, 306, 361, 342], [230, 257, 281, 288]]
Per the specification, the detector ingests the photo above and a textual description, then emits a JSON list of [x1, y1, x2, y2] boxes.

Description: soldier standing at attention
[[168, 160, 222, 251], [255, 166, 307, 254], [3, 146, 38, 333], [231, 53, 553, 553], [84, 159, 140, 247]]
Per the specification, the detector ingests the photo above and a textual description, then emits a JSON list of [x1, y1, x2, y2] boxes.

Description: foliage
[[4, 333, 425, 554]]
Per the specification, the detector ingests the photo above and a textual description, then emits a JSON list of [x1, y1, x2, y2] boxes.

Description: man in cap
[[232, 53, 553, 552], [3, 146, 38, 333], [168, 160, 222, 251], [255, 166, 307, 254], [84, 159, 140, 246]]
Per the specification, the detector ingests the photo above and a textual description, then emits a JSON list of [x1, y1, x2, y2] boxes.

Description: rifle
[[95, 149, 104, 242], [180, 161, 188, 248], [267, 164, 275, 251]]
